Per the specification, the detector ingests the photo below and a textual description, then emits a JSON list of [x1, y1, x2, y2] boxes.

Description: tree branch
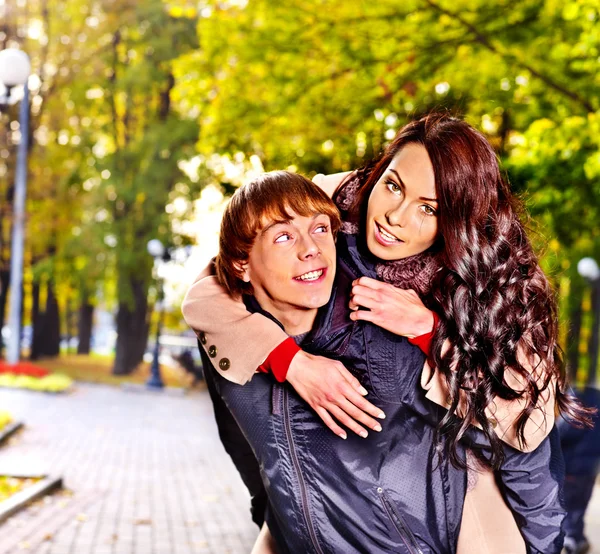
[[423, 0, 595, 113]]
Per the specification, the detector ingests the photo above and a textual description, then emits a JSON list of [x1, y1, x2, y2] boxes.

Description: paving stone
[[0, 384, 258, 553]]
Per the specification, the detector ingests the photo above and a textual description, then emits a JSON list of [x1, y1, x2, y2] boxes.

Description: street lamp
[[0, 48, 31, 365], [146, 239, 170, 389], [578, 257, 600, 385]]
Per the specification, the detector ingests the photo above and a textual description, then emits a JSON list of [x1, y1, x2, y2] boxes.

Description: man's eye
[[385, 181, 402, 195], [274, 233, 292, 243], [314, 224, 329, 233]]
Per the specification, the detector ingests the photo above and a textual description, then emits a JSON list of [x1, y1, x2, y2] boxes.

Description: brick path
[[0, 384, 258, 554], [3, 383, 600, 553]]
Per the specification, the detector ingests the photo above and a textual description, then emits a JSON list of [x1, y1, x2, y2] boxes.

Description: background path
[[2, 383, 600, 553], [0, 384, 258, 554]]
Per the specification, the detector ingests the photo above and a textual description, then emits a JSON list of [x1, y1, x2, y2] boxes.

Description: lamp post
[[577, 257, 600, 386], [146, 239, 170, 389], [0, 49, 31, 364]]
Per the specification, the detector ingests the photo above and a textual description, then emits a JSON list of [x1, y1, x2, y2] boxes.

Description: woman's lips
[[374, 222, 403, 247]]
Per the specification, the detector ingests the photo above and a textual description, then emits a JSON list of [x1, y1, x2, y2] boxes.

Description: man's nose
[[297, 234, 320, 259]]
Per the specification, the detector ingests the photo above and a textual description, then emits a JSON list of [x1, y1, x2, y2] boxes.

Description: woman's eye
[[385, 180, 402, 195], [421, 205, 437, 216], [274, 233, 292, 243]]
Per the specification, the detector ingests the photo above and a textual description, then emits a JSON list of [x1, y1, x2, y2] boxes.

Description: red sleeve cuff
[[407, 312, 440, 358], [257, 337, 301, 382]]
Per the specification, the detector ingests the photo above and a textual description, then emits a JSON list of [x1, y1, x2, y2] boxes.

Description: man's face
[[242, 210, 336, 330]]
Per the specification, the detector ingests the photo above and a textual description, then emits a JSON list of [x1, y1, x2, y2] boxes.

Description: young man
[[185, 170, 344, 534]]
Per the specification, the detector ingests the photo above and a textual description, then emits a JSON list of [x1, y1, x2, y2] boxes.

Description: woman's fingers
[[351, 283, 384, 301], [327, 405, 370, 438], [349, 308, 378, 324], [337, 397, 383, 432], [286, 352, 385, 438], [333, 386, 384, 430], [350, 294, 376, 312], [314, 406, 349, 440], [336, 363, 369, 396], [352, 276, 388, 290]]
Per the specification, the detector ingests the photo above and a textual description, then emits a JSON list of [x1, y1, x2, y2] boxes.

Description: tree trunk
[[0, 270, 10, 353], [65, 300, 72, 354], [42, 282, 60, 357], [30, 281, 42, 360], [112, 278, 149, 375], [30, 279, 61, 359], [77, 303, 94, 354]]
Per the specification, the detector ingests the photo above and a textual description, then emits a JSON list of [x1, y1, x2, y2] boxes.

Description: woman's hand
[[349, 276, 435, 338], [286, 351, 386, 440]]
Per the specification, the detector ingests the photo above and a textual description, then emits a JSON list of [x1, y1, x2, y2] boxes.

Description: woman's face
[[366, 143, 439, 261]]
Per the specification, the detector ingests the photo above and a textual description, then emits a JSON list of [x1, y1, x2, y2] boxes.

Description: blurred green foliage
[[2, 0, 599, 374], [170, 0, 600, 375]]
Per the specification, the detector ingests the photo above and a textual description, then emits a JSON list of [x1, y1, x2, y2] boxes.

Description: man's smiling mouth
[[294, 269, 325, 282]]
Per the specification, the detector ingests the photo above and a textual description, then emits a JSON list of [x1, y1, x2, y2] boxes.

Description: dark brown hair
[[215, 171, 341, 297], [349, 113, 591, 469]]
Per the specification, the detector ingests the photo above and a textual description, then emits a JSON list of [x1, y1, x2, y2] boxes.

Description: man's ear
[[234, 261, 250, 283]]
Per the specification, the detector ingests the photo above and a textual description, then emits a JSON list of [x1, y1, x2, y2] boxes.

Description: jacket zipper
[[283, 388, 324, 554], [378, 488, 425, 554]]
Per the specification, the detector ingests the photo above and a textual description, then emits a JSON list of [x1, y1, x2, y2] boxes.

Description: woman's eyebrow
[[389, 168, 437, 202], [388, 168, 404, 186]]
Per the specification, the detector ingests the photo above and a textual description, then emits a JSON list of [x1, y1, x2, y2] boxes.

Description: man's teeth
[[379, 225, 399, 242], [296, 270, 323, 281]]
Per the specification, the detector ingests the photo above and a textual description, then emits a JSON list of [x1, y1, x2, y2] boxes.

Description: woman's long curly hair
[[351, 113, 591, 469]]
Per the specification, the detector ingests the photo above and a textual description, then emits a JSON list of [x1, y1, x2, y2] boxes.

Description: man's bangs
[[251, 195, 339, 234], [286, 194, 339, 222]]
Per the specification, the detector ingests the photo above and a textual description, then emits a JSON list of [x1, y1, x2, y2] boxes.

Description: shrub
[[0, 373, 73, 393]]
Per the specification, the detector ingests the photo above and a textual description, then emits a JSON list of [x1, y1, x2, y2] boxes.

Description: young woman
[[184, 113, 589, 552]]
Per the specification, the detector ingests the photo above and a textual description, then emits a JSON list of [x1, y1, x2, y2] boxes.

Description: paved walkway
[[0, 384, 258, 554], [3, 383, 600, 553]]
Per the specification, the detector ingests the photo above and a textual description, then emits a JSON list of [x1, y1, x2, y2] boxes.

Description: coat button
[[219, 358, 231, 371], [208, 345, 217, 358], [199, 332, 207, 345], [377, 487, 383, 494]]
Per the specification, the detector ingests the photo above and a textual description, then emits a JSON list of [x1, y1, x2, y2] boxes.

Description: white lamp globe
[[0, 49, 31, 87], [147, 239, 165, 258], [577, 257, 600, 281]]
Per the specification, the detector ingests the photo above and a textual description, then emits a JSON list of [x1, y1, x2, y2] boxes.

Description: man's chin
[[301, 291, 333, 310]]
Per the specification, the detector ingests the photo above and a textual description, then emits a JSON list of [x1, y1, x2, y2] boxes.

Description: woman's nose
[[386, 204, 408, 228]]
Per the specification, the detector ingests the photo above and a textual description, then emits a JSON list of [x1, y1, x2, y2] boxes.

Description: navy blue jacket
[[207, 233, 566, 553]]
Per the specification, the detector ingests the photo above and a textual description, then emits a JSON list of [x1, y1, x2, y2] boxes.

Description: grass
[[0, 476, 40, 503], [31, 355, 191, 389]]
